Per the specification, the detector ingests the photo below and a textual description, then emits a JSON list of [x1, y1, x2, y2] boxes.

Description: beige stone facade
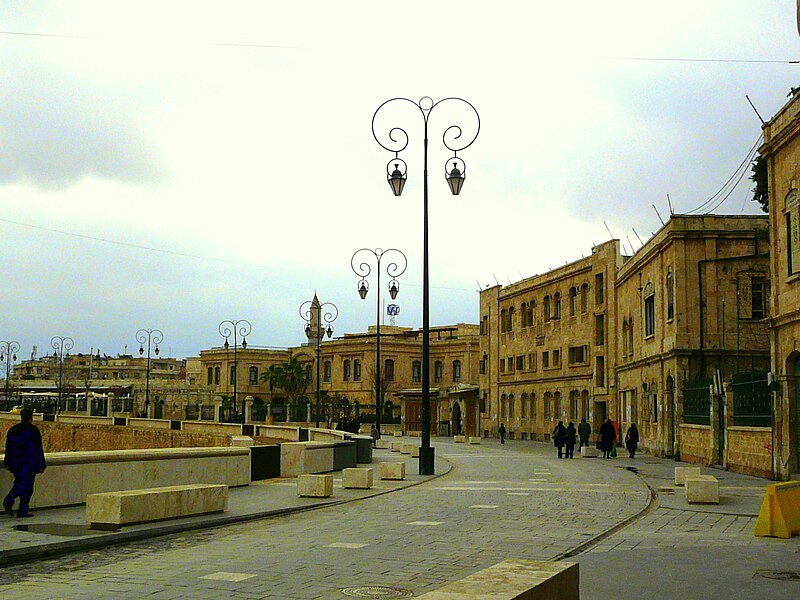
[[760, 90, 800, 479], [480, 215, 771, 475]]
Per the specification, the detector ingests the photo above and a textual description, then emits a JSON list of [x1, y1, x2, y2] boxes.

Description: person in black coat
[[599, 419, 616, 459], [564, 422, 577, 459], [498, 423, 506, 444], [3, 408, 47, 518], [553, 421, 567, 458], [625, 423, 640, 459], [577, 417, 591, 449]]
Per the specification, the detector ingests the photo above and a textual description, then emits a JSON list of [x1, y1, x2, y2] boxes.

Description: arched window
[[520, 393, 528, 419], [207, 367, 213, 385], [569, 287, 577, 316], [581, 283, 589, 313], [412, 360, 421, 383], [305, 364, 312, 383], [384, 359, 395, 381], [530, 392, 536, 418], [249, 366, 258, 385], [544, 392, 552, 420], [543, 295, 551, 321], [434, 360, 443, 383], [644, 282, 655, 337], [452, 360, 462, 382], [527, 301, 535, 327], [353, 359, 361, 381], [214, 366, 220, 385], [343, 359, 351, 381], [508, 394, 515, 419], [569, 390, 579, 420], [553, 391, 562, 419], [581, 390, 590, 419], [666, 269, 674, 321], [323, 360, 332, 382], [628, 317, 634, 357], [500, 393, 508, 419], [508, 306, 515, 331], [553, 292, 561, 319], [622, 319, 629, 357], [500, 308, 508, 332]]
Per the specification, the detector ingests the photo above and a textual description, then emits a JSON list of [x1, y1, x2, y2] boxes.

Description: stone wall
[[0, 419, 230, 452], [678, 424, 713, 464], [726, 426, 773, 478]]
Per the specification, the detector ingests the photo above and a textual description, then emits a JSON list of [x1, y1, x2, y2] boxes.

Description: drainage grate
[[341, 586, 415, 597], [754, 570, 800, 581]]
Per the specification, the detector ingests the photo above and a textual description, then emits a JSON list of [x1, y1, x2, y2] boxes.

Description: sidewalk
[[0, 448, 450, 568]]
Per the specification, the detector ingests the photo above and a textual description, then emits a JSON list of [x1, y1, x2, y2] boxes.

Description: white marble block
[[581, 446, 599, 458], [379, 461, 406, 480], [342, 467, 373, 489], [297, 474, 334, 498], [401, 443, 415, 455], [685, 475, 719, 504], [675, 466, 702, 486], [453, 435, 466, 443], [468, 437, 481, 445], [86, 484, 228, 529]]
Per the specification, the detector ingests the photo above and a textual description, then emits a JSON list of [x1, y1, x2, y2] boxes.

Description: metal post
[[50, 336, 74, 415], [219, 320, 251, 423], [1, 341, 20, 410], [300, 297, 338, 428], [137, 329, 163, 418]]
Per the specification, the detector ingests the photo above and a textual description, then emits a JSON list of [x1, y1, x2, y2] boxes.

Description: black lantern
[[446, 161, 465, 195], [388, 163, 406, 196]]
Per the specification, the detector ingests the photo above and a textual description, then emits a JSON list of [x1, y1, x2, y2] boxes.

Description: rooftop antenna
[[475, 279, 482, 291], [493, 273, 500, 286], [505, 274, 513, 285], [603, 221, 614, 240], [626, 236, 635, 254], [516, 268, 524, 280], [632, 227, 644, 246], [745, 95, 765, 125], [652, 204, 665, 225], [666, 193, 674, 215]]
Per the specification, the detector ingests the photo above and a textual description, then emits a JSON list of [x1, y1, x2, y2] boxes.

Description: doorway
[[452, 401, 463, 436]]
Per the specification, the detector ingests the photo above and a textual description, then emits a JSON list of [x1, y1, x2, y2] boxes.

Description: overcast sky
[[1, 1, 798, 361]]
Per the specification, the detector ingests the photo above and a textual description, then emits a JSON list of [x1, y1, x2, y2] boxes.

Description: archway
[[452, 401, 462, 436]]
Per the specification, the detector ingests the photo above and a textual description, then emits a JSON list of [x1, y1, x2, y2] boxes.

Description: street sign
[[387, 304, 400, 316]]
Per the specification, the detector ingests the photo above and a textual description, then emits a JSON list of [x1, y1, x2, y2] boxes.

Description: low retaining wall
[[726, 426, 772, 478], [0, 447, 250, 510]]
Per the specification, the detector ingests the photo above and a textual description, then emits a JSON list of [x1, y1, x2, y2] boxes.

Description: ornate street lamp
[[51, 336, 75, 415], [218, 320, 251, 423], [1, 340, 20, 411], [300, 295, 338, 428], [372, 96, 480, 474], [136, 328, 163, 417], [351, 247, 407, 436]]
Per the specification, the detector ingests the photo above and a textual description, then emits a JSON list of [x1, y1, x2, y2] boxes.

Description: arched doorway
[[452, 401, 462, 436], [792, 353, 800, 474]]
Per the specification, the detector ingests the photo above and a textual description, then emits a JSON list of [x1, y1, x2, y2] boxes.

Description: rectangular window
[[479, 356, 487, 375], [528, 353, 537, 371], [644, 296, 655, 337], [542, 351, 550, 368], [453, 360, 461, 382], [595, 273, 604, 304], [500, 358, 506, 373], [507, 356, 514, 372], [568, 345, 588, 365], [751, 277, 766, 320], [412, 361, 421, 383], [354, 359, 361, 381], [434, 361, 443, 383], [481, 315, 488, 335], [516, 356, 524, 371], [595, 356, 605, 387], [323, 361, 331, 382], [595, 314, 605, 346], [552, 349, 561, 367]]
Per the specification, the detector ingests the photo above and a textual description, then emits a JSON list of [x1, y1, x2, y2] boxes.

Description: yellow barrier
[[754, 480, 800, 538]]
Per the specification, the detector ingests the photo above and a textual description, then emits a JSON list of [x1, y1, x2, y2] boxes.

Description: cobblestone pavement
[[0, 438, 649, 599]]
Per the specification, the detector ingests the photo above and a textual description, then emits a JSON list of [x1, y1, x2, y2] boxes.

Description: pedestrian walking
[[599, 418, 616, 459], [3, 408, 47, 518], [370, 424, 380, 448], [498, 423, 506, 444], [578, 417, 591, 449], [625, 423, 640, 459], [564, 422, 577, 459], [552, 420, 566, 458]]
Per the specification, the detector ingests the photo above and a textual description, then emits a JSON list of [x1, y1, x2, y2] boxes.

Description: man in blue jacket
[[3, 408, 47, 518]]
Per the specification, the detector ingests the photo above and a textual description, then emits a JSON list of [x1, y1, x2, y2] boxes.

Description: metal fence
[[682, 379, 712, 425], [731, 371, 772, 427]]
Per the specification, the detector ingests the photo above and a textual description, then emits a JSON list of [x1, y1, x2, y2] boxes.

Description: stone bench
[[401, 443, 416, 455], [416, 560, 579, 599], [393, 431, 403, 437], [297, 474, 334, 498], [675, 466, 702, 486], [343, 467, 373, 489], [453, 435, 466, 443], [378, 461, 406, 480], [580, 446, 599, 458], [86, 483, 227, 530], [375, 438, 391, 450], [468, 437, 481, 445], [685, 474, 719, 504], [390, 441, 402, 452]]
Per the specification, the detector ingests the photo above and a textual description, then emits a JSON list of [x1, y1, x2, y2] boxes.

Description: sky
[[1, 1, 799, 361]]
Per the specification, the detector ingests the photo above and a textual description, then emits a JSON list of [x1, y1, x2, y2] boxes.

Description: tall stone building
[[760, 89, 800, 479], [480, 214, 771, 475]]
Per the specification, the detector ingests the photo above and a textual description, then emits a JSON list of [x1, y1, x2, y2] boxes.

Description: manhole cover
[[341, 586, 414, 597], [754, 570, 800, 581]]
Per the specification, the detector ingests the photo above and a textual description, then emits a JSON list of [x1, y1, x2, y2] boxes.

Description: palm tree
[[260, 364, 283, 395]]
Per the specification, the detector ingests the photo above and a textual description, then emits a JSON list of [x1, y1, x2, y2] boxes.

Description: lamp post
[[300, 295, 338, 428], [351, 248, 407, 436], [218, 320, 251, 423], [136, 328, 163, 418], [372, 96, 480, 475], [1, 340, 20, 410], [51, 336, 75, 415]]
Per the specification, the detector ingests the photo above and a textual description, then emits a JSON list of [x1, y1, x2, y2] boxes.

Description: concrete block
[[411, 446, 420, 458], [416, 560, 579, 599], [390, 441, 402, 452], [468, 437, 481, 445], [401, 443, 415, 455], [375, 438, 391, 449], [343, 467, 373, 489], [675, 466, 702, 486], [297, 474, 334, 498], [86, 484, 228, 529], [685, 475, 719, 504], [393, 431, 403, 437], [454, 435, 466, 443], [580, 446, 599, 458], [378, 461, 406, 480], [230, 435, 254, 447]]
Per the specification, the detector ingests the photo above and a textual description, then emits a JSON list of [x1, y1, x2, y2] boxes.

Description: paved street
[[0, 438, 797, 599]]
